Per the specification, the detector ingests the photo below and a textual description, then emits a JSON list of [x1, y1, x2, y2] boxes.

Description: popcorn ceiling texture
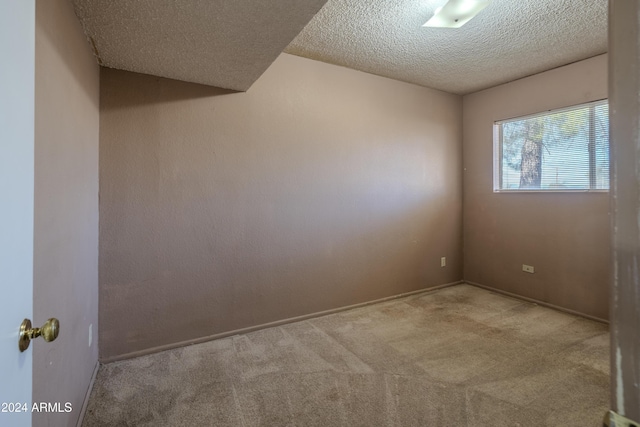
[[71, 0, 327, 91], [286, 0, 607, 94], [71, 0, 606, 94]]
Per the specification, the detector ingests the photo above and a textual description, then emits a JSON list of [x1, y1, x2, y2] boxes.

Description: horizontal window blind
[[494, 100, 609, 191]]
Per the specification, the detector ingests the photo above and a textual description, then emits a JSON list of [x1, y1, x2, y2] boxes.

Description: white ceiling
[[286, 0, 608, 94], [71, 0, 607, 95], [71, 0, 328, 91]]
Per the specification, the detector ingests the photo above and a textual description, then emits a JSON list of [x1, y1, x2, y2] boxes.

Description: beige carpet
[[82, 284, 609, 426]]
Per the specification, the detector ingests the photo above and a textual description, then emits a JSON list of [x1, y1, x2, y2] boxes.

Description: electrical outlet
[[522, 264, 535, 274], [607, 410, 640, 427], [441, 257, 446, 267]]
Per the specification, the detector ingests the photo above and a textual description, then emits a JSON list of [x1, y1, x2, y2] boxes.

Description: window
[[494, 100, 609, 191]]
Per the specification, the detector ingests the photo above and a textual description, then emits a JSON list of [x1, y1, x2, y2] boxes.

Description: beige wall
[[99, 53, 463, 360], [463, 54, 609, 320], [34, 0, 100, 425]]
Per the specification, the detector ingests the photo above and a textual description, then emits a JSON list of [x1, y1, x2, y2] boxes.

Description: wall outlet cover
[[606, 410, 640, 427], [522, 264, 535, 273]]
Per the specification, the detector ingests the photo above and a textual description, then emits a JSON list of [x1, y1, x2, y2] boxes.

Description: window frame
[[492, 99, 609, 193]]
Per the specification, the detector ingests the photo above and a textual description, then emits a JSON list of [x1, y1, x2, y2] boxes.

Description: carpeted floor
[[82, 284, 609, 426]]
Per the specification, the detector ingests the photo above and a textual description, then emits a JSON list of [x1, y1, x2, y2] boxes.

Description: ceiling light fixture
[[423, 0, 489, 28]]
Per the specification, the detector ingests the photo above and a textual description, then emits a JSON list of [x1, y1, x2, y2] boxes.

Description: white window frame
[[493, 99, 609, 193]]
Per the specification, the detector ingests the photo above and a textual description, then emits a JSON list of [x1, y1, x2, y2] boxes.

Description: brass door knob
[[19, 318, 60, 352]]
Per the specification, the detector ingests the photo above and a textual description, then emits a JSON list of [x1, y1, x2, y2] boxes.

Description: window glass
[[495, 100, 609, 191]]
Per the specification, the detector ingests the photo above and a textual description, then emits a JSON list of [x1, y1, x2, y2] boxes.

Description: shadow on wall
[[98, 58, 462, 359], [99, 195, 458, 358], [37, 1, 101, 109], [100, 69, 239, 109]]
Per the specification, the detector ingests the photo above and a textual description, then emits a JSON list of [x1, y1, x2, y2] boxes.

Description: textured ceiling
[[286, 0, 608, 94], [72, 0, 327, 91]]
